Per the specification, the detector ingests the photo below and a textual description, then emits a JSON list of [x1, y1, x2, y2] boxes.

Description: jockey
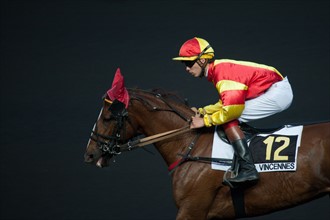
[[172, 37, 293, 187]]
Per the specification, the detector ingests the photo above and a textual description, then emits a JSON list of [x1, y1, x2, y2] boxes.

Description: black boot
[[226, 139, 259, 185]]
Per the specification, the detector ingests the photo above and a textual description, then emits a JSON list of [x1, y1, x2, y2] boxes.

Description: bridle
[[89, 90, 191, 156], [90, 99, 129, 155], [89, 90, 233, 172]]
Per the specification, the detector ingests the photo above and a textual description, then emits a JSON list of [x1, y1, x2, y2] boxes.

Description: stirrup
[[222, 168, 237, 188], [222, 167, 259, 188]]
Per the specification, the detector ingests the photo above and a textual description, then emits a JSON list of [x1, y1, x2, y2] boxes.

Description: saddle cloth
[[211, 125, 303, 172]]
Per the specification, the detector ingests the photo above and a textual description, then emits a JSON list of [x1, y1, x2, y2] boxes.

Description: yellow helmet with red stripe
[[172, 37, 214, 61]]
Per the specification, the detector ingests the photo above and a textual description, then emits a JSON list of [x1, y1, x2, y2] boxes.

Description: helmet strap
[[196, 44, 211, 77], [196, 59, 208, 78]]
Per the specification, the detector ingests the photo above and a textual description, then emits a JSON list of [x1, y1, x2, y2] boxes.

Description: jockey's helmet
[[172, 37, 214, 61]]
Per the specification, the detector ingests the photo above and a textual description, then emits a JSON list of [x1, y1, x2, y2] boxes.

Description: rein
[[90, 89, 232, 171], [91, 90, 193, 156], [116, 125, 191, 152]]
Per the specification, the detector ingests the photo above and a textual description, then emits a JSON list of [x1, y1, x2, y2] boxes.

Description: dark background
[[1, 0, 329, 219]]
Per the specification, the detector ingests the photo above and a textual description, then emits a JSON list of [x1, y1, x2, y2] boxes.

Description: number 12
[[263, 136, 290, 161]]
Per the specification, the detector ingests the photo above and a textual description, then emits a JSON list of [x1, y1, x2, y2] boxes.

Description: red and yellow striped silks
[[200, 59, 283, 127]]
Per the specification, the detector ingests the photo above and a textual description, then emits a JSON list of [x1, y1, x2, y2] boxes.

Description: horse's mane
[[128, 88, 190, 108]]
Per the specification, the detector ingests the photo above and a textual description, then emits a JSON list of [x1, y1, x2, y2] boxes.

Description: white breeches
[[239, 77, 293, 122]]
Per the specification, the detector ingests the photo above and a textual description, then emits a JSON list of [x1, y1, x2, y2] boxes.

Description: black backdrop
[[1, 1, 329, 220]]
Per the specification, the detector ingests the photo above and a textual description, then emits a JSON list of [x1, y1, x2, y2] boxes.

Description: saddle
[[216, 122, 285, 144]]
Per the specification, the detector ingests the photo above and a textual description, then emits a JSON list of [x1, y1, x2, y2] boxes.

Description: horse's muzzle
[[84, 151, 112, 168], [84, 153, 94, 163]]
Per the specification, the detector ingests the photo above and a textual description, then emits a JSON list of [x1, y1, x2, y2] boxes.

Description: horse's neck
[[132, 100, 192, 167]]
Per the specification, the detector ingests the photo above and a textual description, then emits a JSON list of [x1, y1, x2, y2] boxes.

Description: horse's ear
[[106, 68, 130, 108]]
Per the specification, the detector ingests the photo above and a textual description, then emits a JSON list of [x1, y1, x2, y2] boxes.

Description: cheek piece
[[196, 59, 207, 78], [195, 44, 211, 78]]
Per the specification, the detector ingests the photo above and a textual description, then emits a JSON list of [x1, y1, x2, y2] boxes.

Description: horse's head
[[84, 97, 138, 167], [84, 68, 138, 167], [85, 68, 194, 168]]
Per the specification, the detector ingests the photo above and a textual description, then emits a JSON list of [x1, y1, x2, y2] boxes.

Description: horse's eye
[[103, 117, 111, 122], [102, 115, 114, 122], [101, 112, 113, 122]]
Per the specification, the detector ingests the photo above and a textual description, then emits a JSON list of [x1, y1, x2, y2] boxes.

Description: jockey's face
[[183, 59, 206, 78]]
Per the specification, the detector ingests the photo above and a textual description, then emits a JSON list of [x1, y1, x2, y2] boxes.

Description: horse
[[84, 88, 330, 220]]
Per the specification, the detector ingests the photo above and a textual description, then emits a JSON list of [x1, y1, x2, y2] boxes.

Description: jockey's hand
[[190, 115, 205, 129]]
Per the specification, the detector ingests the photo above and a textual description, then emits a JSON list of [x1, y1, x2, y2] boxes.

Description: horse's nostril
[[84, 153, 94, 163]]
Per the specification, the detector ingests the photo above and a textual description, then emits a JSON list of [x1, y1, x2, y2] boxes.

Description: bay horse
[[84, 88, 330, 220]]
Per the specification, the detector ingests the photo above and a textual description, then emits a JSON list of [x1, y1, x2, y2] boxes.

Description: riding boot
[[226, 139, 259, 185]]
